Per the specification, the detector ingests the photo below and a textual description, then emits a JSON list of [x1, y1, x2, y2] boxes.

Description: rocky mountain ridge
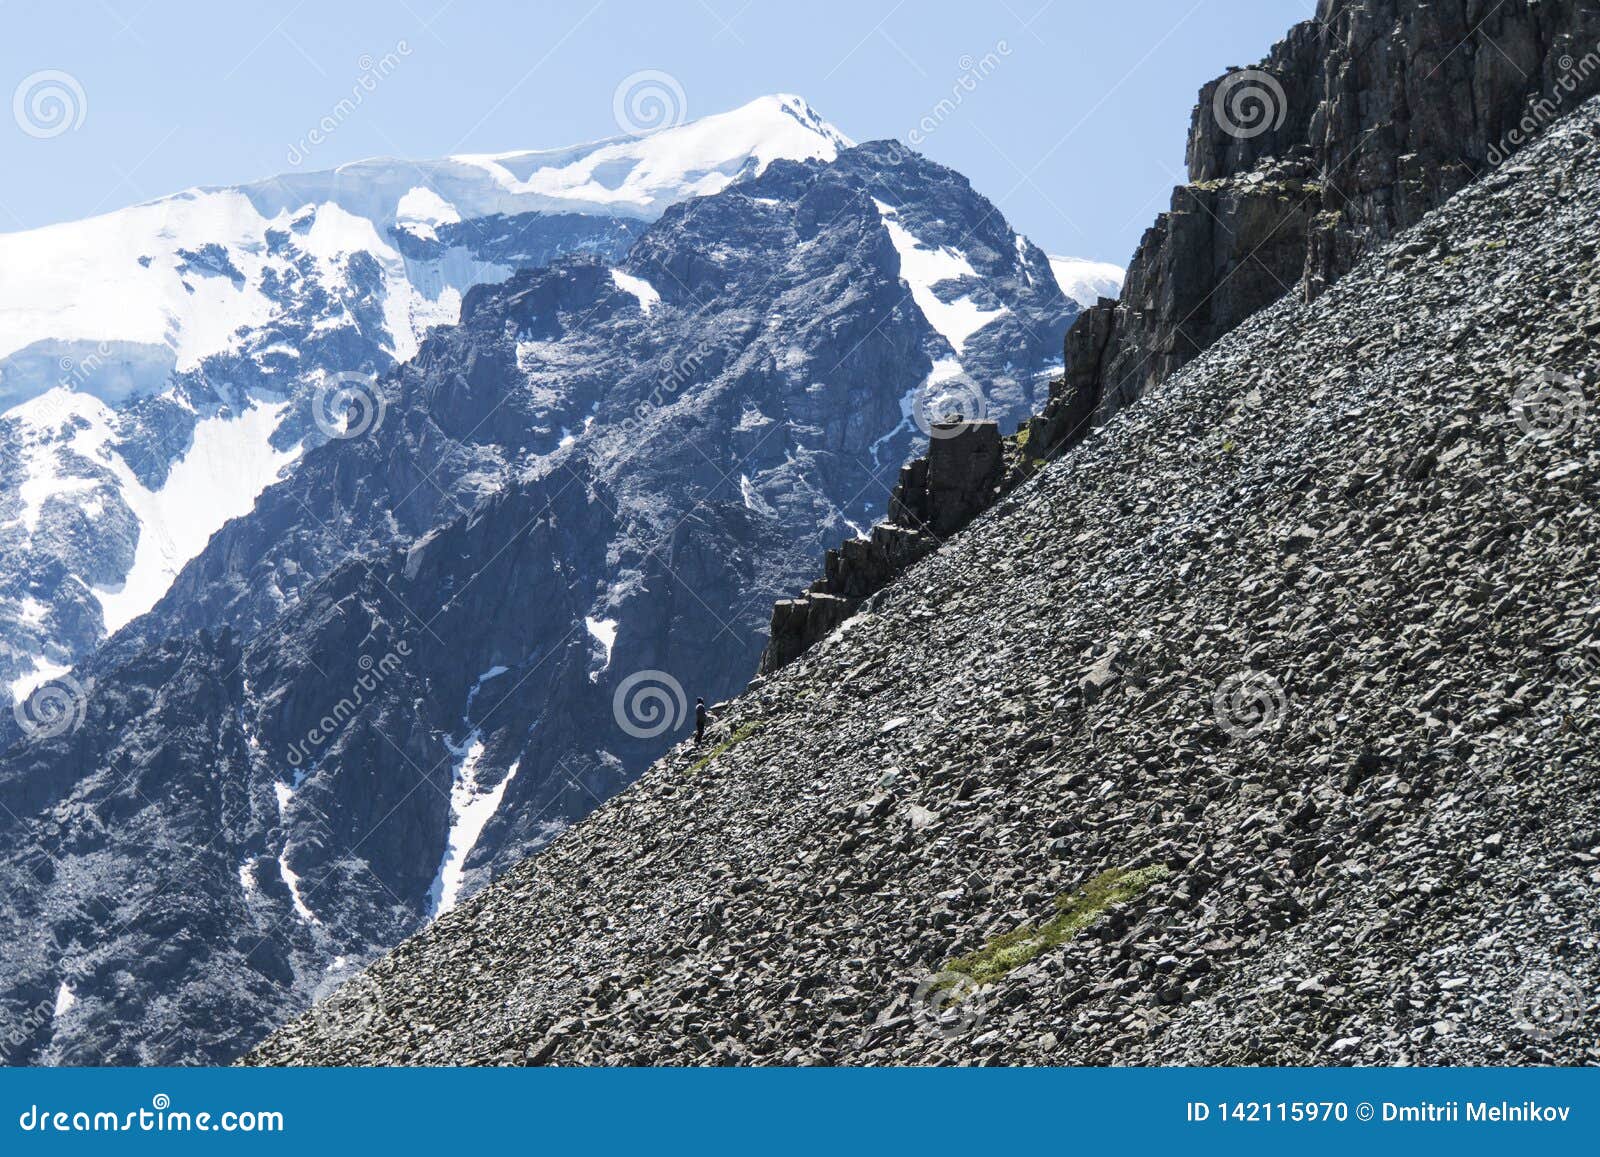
[[0, 137, 1072, 1064], [0, 95, 849, 698], [253, 90, 1600, 1068]]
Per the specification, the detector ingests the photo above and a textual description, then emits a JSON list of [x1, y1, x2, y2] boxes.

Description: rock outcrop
[[760, 419, 1005, 673], [252, 93, 1600, 1070], [1064, 0, 1600, 428]]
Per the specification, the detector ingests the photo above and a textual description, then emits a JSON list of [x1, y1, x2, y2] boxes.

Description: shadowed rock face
[[253, 95, 1600, 1070], [760, 419, 1006, 673], [0, 142, 1070, 1065], [0, 208, 647, 697], [1067, 0, 1600, 428]]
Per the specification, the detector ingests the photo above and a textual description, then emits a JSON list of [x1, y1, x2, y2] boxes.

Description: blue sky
[[1, 0, 1311, 264]]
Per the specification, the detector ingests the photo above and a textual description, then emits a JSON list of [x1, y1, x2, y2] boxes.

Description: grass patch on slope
[[688, 720, 765, 775], [943, 864, 1170, 987]]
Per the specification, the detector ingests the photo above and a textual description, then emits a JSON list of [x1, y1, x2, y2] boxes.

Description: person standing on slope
[[695, 697, 709, 744]]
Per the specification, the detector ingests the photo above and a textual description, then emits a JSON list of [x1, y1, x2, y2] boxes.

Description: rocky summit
[[252, 86, 1600, 1066]]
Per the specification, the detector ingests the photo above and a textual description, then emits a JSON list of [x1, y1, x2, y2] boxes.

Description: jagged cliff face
[[253, 94, 1600, 1070], [1066, 0, 1600, 426], [0, 95, 845, 699], [762, 1, 1600, 681], [0, 141, 1070, 1065]]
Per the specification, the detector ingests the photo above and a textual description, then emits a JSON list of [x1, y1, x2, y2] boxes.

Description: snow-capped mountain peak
[[0, 95, 852, 406], [450, 94, 851, 217], [0, 95, 853, 696], [1047, 255, 1125, 308]]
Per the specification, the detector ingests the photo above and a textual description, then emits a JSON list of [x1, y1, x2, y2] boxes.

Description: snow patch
[[10, 656, 70, 705], [394, 186, 461, 241], [740, 473, 776, 517], [874, 200, 1006, 353], [4, 387, 301, 633], [87, 397, 301, 633], [453, 94, 849, 216], [278, 853, 318, 925], [610, 269, 661, 315], [426, 736, 519, 919], [1048, 255, 1125, 308], [585, 617, 618, 680], [53, 983, 75, 1017], [0, 94, 851, 407], [271, 774, 319, 923], [869, 356, 967, 466]]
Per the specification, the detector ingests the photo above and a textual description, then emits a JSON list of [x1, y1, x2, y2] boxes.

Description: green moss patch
[[942, 864, 1170, 988], [689, 720, 765, 775]]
